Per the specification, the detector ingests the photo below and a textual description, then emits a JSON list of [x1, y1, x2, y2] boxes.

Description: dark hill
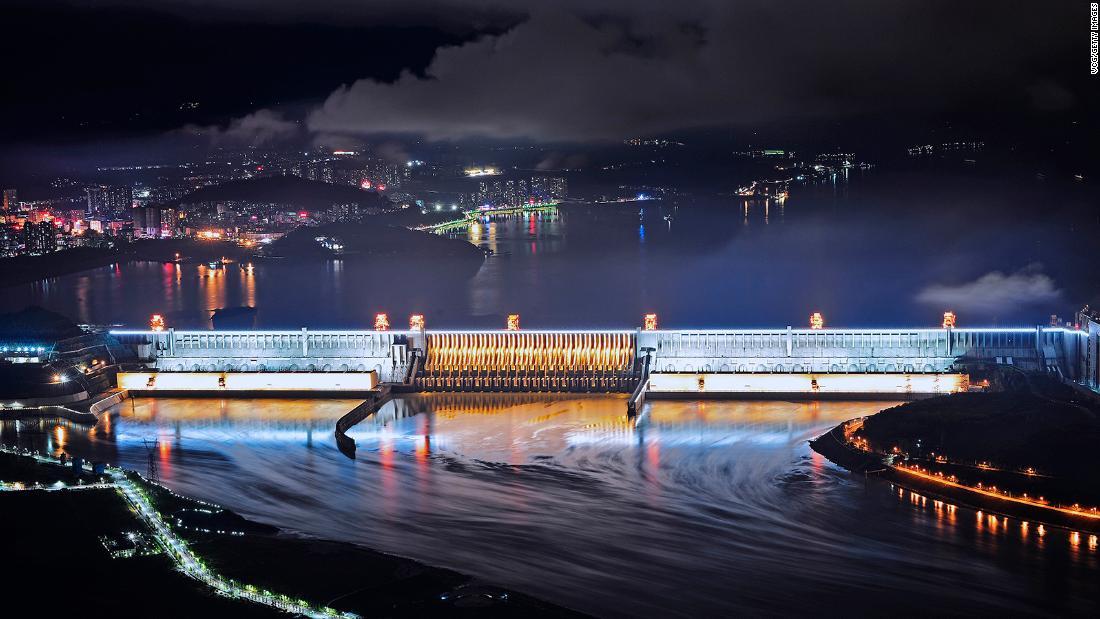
[[855, 374, 1100, 502], [0, 305, 84, 341], [175, 176, 386, 212]]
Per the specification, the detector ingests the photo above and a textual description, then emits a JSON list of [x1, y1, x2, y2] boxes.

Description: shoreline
[[0, 444, 584, 618], [810, 421, 1100, 534]]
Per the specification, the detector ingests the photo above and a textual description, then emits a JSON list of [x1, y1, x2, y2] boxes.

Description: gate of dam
[[109, 325, 1089, 396]]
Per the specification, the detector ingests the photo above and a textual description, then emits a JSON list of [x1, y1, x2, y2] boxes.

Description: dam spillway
[[107, 325, 1092, 396]]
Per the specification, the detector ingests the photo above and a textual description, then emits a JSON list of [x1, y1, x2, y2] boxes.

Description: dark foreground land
[[1, 452, 583, 618], [1, 489, 281, 618], [812, 370, 1100, 530]]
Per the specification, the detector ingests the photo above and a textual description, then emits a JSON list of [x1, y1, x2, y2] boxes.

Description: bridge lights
[[943, 311, 956, 329], [409, 314, 425, 331], [643, 313, 658, 331], [374, 313, 390, 331], [809, 312, 824, 330], [506, 314, 521, 331], [149, 314, 166, 332]]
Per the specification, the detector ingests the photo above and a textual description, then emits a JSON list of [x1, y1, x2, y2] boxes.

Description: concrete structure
[[118, 371, 377, 394], [1081, 314, 1100, 393], [109, 326, 1092, 395]]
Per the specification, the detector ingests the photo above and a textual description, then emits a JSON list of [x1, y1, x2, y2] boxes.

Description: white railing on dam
[[109, 326, 1089, 384], [636, 327, 1084, 378]]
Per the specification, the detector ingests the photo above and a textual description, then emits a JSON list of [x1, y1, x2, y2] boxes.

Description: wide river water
[[1, 396, 1097, 616], [2, 166, 1097, 328]]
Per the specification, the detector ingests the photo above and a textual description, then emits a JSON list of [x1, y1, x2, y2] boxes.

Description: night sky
[[2, 0, 1096, 161]]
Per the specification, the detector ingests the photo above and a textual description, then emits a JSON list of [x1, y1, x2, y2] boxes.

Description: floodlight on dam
[[507, 314, 521, 331], [644, 313, 658, 331], [943, 311, 957, 329], [374, 313, 390, 331], [810, 312, 824, 330], [410, 314, 425, 331], [149, 314, 165, 332]]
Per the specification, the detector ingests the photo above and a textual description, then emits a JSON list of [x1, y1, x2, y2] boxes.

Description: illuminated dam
[[110, 325, 1093, 397]]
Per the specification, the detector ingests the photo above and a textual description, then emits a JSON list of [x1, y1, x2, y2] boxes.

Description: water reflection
[[1, 395, 1096, 616]]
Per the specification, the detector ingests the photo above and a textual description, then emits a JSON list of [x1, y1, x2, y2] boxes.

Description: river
[[2, 166, 1097, 328], [1, 396, 1097, 617]]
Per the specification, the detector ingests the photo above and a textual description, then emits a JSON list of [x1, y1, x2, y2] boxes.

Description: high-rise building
[[131, 205, 178, 238], [86, 185, 133, 218], [2, 188, 16, 212], [22, 220, 57, 255]]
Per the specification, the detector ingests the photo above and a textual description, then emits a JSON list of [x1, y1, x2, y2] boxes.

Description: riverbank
[[811, 372, 1100, 533], [0, 240, 254, 288], [0, 446, 583, 618]]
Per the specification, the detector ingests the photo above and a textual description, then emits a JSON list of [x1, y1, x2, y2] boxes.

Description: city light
[[463, 166, 499, 177], [409, 314, 425, 331], [644, 313, 658, 331], [507, 314, 521, 331], [810, 312, 824, 330], [150, 314, 166, 332], [943, 311, 957, 329], [374, 313, 390, 331]]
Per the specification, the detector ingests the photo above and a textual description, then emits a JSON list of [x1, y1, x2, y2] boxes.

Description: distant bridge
[[109, 325, 1093, 397], [416, 202, 557, 233]]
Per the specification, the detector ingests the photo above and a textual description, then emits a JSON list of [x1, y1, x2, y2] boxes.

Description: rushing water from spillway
[[2, 396, 1097, 617]]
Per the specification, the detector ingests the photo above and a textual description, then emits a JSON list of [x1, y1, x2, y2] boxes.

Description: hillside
[[854, 374, 1100, 503], [175, 176, 387, 212]]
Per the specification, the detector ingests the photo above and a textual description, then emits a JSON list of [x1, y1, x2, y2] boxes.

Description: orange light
[[409, 314, 425, 330], [810, 312, 824, 330], [506, 314, 520, 331], [149, 314, 166, 332], [374, 313, 390, 331], [942, 311, 956, 329], [643, 313, 658, 331]]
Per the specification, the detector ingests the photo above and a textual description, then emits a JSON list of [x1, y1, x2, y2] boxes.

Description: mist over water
[[3, 396, 1097, 617]]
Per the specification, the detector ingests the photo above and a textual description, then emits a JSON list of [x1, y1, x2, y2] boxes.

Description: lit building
[[2, 188, 16, 212], [475, 175, 566, 207], [86, 185, 133, 218], [22, 220, 57, 255]]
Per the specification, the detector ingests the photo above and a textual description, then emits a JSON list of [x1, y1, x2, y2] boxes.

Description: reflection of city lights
[[942, 311, 956, 329], [374, 313, 390, 331], [506, 314, 521, 331], [644, 313, 658, 331], [409, 314, 425, 330], [150, 314, 166, 332], [809, 312, 824, 330]]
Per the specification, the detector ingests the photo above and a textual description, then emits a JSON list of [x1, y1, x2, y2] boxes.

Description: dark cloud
[[307, 1, 1085, 142], [3, 1, 1092, 149]]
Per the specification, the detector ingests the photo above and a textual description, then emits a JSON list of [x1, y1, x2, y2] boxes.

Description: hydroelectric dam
[[110, 324, 1094, 401]]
